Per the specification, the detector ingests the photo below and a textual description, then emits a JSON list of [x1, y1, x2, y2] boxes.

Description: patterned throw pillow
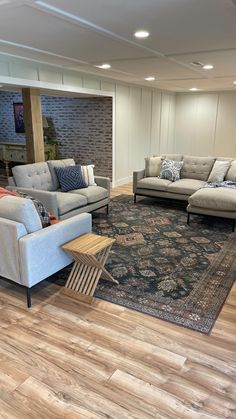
[[81, 165, 97, 186], [159, 159, 183, 182], [17, 191, 51, 228], [55, 165, 88, 192]]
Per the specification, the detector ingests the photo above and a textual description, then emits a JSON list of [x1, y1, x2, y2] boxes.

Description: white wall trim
[[0, 75, 114, 98], [113, 175, 133, 187], [112, 94, 116, 187]]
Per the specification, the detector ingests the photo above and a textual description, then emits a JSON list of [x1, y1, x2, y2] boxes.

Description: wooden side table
[[62, 233, 118, 300]]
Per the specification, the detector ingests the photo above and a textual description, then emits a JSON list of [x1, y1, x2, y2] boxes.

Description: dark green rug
[[57, 195, 236, 334]]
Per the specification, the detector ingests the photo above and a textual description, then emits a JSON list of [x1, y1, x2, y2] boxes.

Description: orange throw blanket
[[0, 187, 60, 224], [0, 187, 19, 198]]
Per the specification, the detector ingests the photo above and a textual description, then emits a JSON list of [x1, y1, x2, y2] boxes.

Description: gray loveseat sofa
[[8, 159, 110, 220], [133, 154, 236, 230]]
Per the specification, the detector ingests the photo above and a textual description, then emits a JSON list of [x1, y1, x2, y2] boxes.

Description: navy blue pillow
[[55, 165, 88, 192]]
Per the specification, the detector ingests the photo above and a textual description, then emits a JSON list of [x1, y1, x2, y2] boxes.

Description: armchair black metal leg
[[187, 212, 190, 225], [26, 287, 32, 308], [134, 194, 137, 203], [106, 204, 109, 215]]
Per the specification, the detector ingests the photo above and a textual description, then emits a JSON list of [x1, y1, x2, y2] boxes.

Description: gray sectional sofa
[[133, 154, 236, 230], [8, 159, 110, 220]]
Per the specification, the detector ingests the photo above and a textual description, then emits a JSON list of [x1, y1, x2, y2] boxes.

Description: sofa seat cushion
[[137, 177, 172, 191], [56, 192, 87, 215], [167, 179, 206, 195], [181, 156, 215, 181], [70, 186, 108, 204], [189, 188, 236, 212]]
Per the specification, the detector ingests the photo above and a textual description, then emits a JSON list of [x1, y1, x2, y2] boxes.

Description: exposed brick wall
[[42, 96, 113, 180], [0, 91, 113, 180], [0, 91, 25, 143]]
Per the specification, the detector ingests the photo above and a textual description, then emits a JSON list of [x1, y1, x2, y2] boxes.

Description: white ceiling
[[0, 0, 236, 92]]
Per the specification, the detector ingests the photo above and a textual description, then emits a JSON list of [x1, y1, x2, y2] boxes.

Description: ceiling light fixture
[[145, 77, 155, 81], [233, 81, 236, 85], [134, 30, 150, 39], [190, 61, 204, 67], [189, 88, 199, 91], [202, 64, 214, 70], [95, 63, 111, 69]]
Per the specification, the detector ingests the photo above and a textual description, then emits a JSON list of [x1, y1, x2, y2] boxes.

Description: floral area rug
[[91, 195, 236, 334], [53, 195, 236, 334]]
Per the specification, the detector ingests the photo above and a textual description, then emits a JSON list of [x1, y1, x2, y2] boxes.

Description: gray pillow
[[145, 156, 162, 177], [208, 160, 231, 183], [160, 159, 183, 182]]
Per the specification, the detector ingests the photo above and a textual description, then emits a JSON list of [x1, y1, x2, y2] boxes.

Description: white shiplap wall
[[174, 92, 236, 158], [114, 86, 176, 184], [0, 54, 176, 185]]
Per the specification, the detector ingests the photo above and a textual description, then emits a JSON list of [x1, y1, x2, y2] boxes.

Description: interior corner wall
[[174, 91, 236, 157]]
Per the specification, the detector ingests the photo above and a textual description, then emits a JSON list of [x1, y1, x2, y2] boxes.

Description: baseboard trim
[[113, 176, 132, 187]]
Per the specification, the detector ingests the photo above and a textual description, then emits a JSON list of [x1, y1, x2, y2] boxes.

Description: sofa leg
[[26, 287, 32, 308], [187, 212, 190, 225], [134, 194, 137, 204], [232, 219, 235, 233], [106, 204, 109, 215]]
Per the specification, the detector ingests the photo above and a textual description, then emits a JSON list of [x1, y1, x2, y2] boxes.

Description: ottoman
[[187, 187, 236, 231]]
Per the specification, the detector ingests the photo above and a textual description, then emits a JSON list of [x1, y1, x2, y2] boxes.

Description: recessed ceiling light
[[145, 77, 155, 81], [95, 63, 111, 70], [134, 30, 150, 39], [189, 88, 199, 91], [202, 64, 214, 70], [233, 81, 236, 85]]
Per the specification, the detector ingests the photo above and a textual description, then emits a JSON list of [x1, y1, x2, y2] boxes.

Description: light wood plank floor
[[0, 183, 235, 418]]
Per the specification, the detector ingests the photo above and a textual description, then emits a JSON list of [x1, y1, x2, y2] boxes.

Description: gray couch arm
[[133, 169, 145, 193], [95, 176, 111, 196], [7, 186, 58, 217]]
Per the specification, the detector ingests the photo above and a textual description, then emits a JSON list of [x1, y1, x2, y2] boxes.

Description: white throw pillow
[[81, 165, 97, 186], [208, 160, 231, 183], [145, 156, 162, 177]]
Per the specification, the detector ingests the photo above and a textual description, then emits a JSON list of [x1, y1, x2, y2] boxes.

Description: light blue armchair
[[0, 195, 92, 307]]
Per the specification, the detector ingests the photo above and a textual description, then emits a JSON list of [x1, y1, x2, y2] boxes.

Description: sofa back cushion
[[47, 159, 75, 190], [12, 162, 54, 190], [181, 156, 215, 181], [0, 196, 42, 233], [162, 154, 183, 161], [225, 159, 236, 181]]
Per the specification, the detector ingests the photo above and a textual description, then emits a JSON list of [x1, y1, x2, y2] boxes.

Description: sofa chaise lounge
[[7, 159, 110, 219], [133, 154, 236, 230]]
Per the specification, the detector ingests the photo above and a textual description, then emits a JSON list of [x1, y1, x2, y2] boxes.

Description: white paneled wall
[[115, 86, 176, 184], [174, 92, 236, 158]]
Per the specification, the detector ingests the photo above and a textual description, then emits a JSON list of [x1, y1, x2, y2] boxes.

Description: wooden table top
[[62, 233, 115, 255]]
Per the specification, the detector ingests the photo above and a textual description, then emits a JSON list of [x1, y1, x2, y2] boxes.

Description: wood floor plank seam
[[0, 184, 235, 418]]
